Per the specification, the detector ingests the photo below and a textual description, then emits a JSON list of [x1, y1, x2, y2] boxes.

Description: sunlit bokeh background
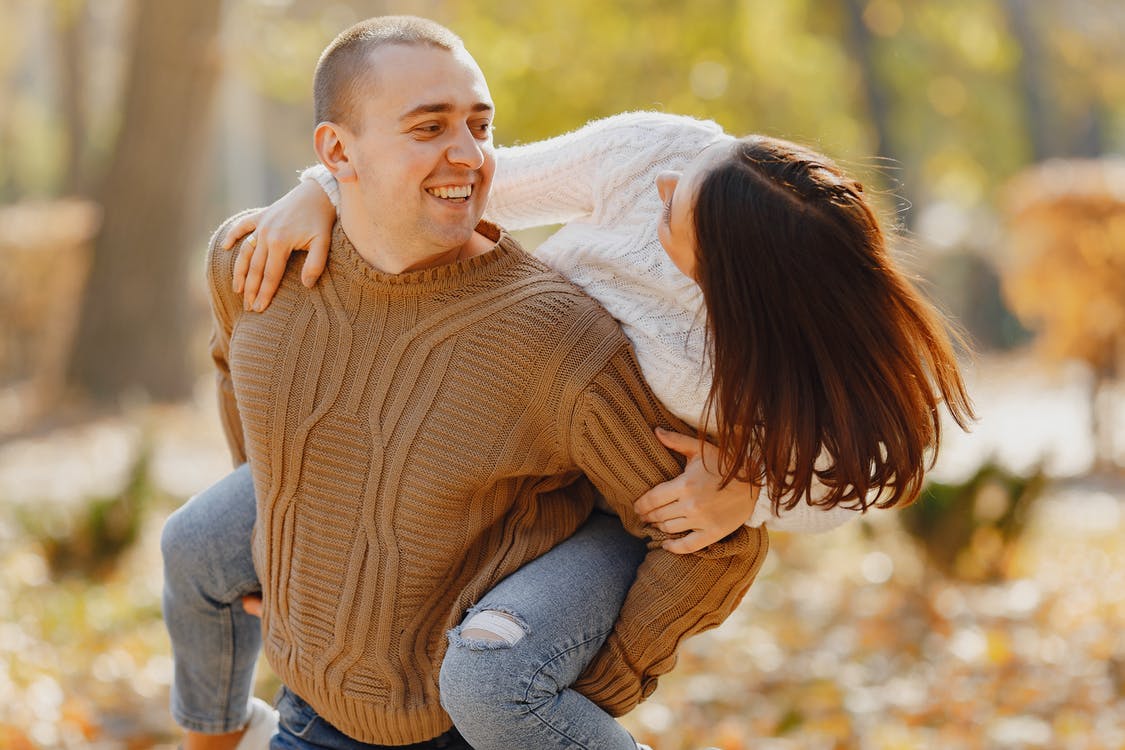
[[1, 1, 1123, 748]]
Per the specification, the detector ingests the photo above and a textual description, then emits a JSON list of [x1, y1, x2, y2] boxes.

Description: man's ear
[[314, 121, 357, 183]]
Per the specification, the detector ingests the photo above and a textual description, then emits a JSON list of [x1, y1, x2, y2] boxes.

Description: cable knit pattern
[[207, 218, 767, 743], [303, 112, 858, 533]]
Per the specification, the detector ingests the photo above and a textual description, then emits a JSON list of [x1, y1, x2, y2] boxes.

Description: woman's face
[[655, 142, 729, 280]]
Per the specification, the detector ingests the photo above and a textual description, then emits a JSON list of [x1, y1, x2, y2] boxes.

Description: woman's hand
[[221, 178, 336, 312], [635, 427, 761, 554]]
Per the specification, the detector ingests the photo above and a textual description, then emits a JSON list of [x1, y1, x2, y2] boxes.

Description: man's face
[[343, 43, 496, 256]]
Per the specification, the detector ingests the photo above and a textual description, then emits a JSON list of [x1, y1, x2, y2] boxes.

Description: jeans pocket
[[275, 686, 321, 740]]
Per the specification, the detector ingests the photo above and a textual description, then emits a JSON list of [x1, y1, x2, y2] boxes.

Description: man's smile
[[426, 184, 473, 202]]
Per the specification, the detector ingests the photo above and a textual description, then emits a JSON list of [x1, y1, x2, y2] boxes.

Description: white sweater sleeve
[[485, 112, 727, 231], [299, 164, 340, 209], [746, 493, 862, 533]]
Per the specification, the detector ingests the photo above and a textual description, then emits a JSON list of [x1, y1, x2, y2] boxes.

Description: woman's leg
[[161, 464, 263, 737], [439, 511, 647, 750], [270, 685, 472, 750]]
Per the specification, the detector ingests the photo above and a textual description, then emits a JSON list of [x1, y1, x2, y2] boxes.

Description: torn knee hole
[[459, 609, 526, 647]]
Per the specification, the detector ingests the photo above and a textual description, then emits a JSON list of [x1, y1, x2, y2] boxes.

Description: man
[[163, 16, 766, 750]]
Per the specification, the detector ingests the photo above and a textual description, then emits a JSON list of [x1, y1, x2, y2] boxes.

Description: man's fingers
[[241, 594, 263, 617], [634, 478, 681, 517], [661, 530, 718, 555], [655, 427, 700, 457], [301, 235, 331, 288], [223, 214, 261, 250]]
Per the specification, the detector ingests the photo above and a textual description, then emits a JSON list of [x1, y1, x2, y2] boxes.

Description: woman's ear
[[314, 121, 357, 183], [656, 171, 680, 205]]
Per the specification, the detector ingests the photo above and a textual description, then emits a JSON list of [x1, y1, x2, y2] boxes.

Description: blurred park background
[[1, 0, 1124, 748]]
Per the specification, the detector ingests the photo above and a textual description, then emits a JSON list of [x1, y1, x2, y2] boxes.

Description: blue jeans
[[162, 464, 262, 733], [161, 466, 648, 749], [272, 687, 471, 749]]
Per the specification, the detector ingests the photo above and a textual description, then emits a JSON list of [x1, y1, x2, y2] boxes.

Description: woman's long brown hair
[[693, 135, 974, 512]]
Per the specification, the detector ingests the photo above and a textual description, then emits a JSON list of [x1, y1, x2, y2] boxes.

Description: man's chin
[[425, 222, 481, 250]]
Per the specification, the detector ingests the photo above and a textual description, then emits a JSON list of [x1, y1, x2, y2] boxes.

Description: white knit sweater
[[302, 111, 858, 533]]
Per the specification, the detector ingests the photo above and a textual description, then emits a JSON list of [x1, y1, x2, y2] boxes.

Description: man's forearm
[[574, 525, 768, 715], [567, 347, 770, 714]]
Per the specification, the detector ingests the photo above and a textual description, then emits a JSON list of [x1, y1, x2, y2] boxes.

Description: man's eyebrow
[[399, 102, 494, 120]]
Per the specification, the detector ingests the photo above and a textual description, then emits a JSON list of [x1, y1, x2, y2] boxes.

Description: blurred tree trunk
[[1006, 1, 1108, 161], [1003, 0, 1053, 162], [1071, 103, 1106, 158], [53, 0, 88, 195], [67, 0, 222, 402], [841, 0, 914, 227], [0, 0, 20, 202], [0, 80, 15, 201]]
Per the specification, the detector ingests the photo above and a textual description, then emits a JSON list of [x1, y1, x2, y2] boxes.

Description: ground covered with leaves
[[622, 482, 1125, 749], [1, 380, 1123, 749]]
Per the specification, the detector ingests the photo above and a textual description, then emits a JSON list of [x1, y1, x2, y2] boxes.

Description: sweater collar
[[327, 220, 524, 292]]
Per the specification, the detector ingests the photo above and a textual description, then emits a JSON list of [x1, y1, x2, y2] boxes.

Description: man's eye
[[415, 124, 442, 134]]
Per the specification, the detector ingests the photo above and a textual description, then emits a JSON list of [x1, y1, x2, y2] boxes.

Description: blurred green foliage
[[2, 0, 1122, 214], [900, 461, 1047, 581], [17, 445, 163, 581]]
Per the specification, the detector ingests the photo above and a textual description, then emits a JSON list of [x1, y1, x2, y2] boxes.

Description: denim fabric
[[162, 467, 647, 748], [271, 686, 472, 749], [440, 511, 647, 750], [161, 464, 262, 733]]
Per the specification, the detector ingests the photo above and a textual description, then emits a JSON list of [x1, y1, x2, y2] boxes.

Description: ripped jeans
[[439, 510, 646, 750], [161, 465, 648, 749]]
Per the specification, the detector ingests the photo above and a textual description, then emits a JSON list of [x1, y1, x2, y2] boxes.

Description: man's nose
[[446, 124, 486, 169]]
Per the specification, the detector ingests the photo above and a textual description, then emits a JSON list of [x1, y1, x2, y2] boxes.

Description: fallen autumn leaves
[[1, 399, 1123, 749]]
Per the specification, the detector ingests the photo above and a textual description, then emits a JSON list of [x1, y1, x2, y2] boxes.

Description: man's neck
[[340, 213, 493, 275]]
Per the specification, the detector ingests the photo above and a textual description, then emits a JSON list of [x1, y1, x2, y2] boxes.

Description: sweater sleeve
[[483, 126, 611, 230], [299, 164, 341, 209], [747, 491, 860, 533], [485, 111, 727, 231], [205, 213, 255, 466], [566, 345, 768, 716]]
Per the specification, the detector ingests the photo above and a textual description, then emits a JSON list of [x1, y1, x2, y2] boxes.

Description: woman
[[167, 112, 973, 750]]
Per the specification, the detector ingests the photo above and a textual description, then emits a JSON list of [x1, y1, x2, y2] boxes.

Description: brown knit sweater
[[207, 217, 768, 744]]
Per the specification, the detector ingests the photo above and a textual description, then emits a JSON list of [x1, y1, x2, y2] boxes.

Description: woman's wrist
[[298, 164, 340, 209]]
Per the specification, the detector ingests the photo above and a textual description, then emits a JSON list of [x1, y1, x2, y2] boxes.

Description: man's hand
[[634, 427, 761, 554], [221, 179, 336, 312], [241, 594, 262, 617]]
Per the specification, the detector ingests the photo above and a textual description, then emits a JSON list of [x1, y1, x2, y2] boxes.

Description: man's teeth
[[427, 185, 472, 199]]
